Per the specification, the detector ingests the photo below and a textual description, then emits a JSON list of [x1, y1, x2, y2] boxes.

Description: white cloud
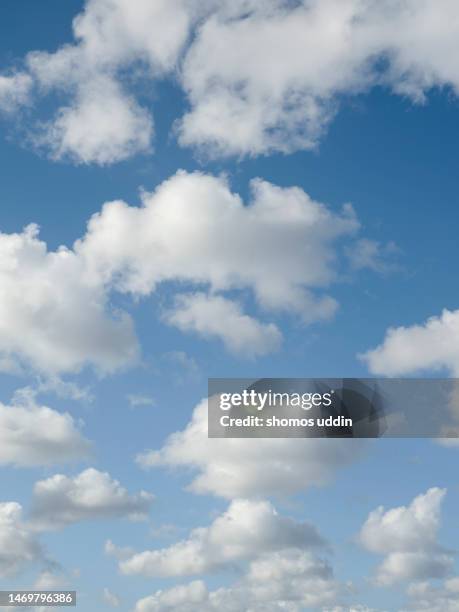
[[361, 309, 459, 376], [103, 587, 121, 608], [21, 0, 195, 164], [133, 549, 342, 611], [34, 571, 67, 589], [119, 498, 324, 577], [164, 293, 282, 357], [127, 394, 156, 409], [3, 1, 459, 161], [0, 172, 377, 374], [33, 75, 153, 165], [77, 171, 358, 321], [0, 397, 90, 467], [178, 0, 459, 157], [0, 223, 139, 375], [133, 581, 209, 612], [406, 578, 459, 612], [359, 488, 454, 585], [29, 468, 154, 530], [0, 502, 42, 577], [0, 73, 33, 113], [137, 398, 364, 499]]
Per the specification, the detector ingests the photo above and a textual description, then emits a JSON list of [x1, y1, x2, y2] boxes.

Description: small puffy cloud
[[359, 488, 453, 585], [163, 293, 282, 357], [0, 224, 139, 375], [133, 549, 343, 611], [0, 397, 91, 467], [119, 498, 324, 578], [34, 75, 153, 165], [361, 309, 459, 376], [137, 399, 364, 499], [0, 502, 42, 577], [29, 468, 154, 530]]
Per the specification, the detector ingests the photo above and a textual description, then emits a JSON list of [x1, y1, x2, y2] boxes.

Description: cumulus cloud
[[3, 1, 459, 161], [19, 0, 195, 163], [133, 550, 342, 611], [0, 223, 138, 375], [29, 468, 154, 530], [0, 502, 42, 577], [163, 293, 282, 357], [359, 488, 454, 585], [77, 172, 357, 319], [0, 172, 375, 374], [406, 578, 459, 612], [137, 399, 364, 499], [33, 75, 153, 165], [0, 397, 90, 467], [361, 309, 459, 376], [179, 0, 459, 156], [119, 498, 324, 577]]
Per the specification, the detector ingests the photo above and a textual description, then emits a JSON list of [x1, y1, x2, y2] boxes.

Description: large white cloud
[[29, 468, 154, 530], [34, 75, 153, 165], [133, 549, 342, 611], [77, 172, 358, 318], [0, 397, 90, 467], [0, 502, 42, 577], [361, 309, 459, 376], [0, 224, 138, 375], [137, 399, 364, 499], [178, 0, 459, 156], [0, 172, 376, 375], [4, 1, 459, 162], [359, 488, 454, 585], [119, 498, 325, 577]]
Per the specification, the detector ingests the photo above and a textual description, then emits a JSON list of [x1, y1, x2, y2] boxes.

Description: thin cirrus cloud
[[2, 1, 459, 163], [137, 399, 365, 499], [0, 171, 382, 376], [359, 487, 454, 586]]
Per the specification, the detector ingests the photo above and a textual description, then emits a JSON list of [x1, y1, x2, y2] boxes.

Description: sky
[[0, 1, 459, 611]]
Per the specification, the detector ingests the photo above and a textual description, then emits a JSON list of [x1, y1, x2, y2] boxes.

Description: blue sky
[[1, 2, 459, 611]]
